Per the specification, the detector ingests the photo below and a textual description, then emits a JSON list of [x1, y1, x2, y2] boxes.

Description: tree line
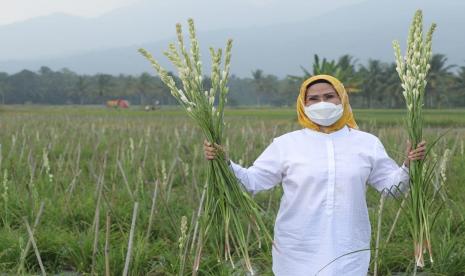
[[0, 54, 464, 108]]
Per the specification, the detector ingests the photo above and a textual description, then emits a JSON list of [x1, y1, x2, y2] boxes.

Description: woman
[[204, 75, 426, 275]]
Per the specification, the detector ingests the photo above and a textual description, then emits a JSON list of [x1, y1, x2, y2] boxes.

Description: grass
[[0, 105, 464, 275], [3, 105, 465, 126]]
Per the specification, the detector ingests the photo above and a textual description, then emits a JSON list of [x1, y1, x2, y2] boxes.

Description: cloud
[[0, 0, 136, 25]]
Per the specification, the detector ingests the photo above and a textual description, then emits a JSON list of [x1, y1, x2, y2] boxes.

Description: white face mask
[[304, 101, 343, 126]]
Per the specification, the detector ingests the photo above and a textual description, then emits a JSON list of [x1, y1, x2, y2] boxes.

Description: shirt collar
[[302, 125, 350, 138]]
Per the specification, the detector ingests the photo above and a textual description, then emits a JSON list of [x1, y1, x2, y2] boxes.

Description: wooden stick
[[374, 193, 386, 276], [117, 160, 135, 200], [23, 217, 46, 276], [17, 201, 45, 275], [91, 154, 106, 275], [65, 169, 82, 204], [105, 211, 111, 276], [165, 157, 179, 202], [91, 174, 103, 275], [189, 180, 207, 257], [192, 232, 204, 276], [145, 180, 159, 240], [123, 202, 139, 276], [385, 193, 408, 244]]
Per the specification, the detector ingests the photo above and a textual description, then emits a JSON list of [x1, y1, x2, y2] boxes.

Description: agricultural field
[[0, 106, 464, 275]]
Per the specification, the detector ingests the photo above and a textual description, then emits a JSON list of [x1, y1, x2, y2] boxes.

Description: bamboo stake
[[117, 160, 135, 201], [105, 211, 111, 276], [374, 193, 386, 276], [17, 201, 45, 275], [145, 179, 159, 240], [123, 201, 139, 276], [23, 217, 46, 276], [91, 174, 103, 275], [91, 154, 106, 274]]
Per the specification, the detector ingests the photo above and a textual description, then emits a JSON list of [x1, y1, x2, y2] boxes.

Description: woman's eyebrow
[[323, 91, 338, 95], [306, 91, 337, 98]]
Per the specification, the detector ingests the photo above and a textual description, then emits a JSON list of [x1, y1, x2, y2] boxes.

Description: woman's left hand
[[404, 140, 427, 168]]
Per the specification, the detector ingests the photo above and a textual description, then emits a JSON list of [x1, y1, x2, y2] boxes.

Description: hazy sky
[[0, 0, 137, 25], [0, 0, 365, 26]]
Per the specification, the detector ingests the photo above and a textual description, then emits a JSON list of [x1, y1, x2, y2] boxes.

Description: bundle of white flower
[[139, 19, 271, 274], [393, 10, 441, 270]]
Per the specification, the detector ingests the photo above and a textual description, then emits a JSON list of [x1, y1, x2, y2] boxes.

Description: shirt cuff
[[400, 163, 409, 174], [399, 163, 410, 190], [228, 159, 235, 171], [228, 159, 239, 169], [228, 160, 243, 176]]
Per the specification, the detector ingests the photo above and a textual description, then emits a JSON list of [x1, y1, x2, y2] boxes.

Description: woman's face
[[304, 82, 341, 107]]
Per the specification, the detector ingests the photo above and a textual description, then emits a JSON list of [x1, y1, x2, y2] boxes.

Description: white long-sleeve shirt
[[229, 126, 409, 276]]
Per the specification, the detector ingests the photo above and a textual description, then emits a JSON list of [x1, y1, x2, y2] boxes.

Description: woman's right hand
[[203, 139, 229, 162]]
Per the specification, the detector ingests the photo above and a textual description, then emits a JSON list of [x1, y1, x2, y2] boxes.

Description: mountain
[[0, 0, 463, 77], [0, 0, 363, 60]]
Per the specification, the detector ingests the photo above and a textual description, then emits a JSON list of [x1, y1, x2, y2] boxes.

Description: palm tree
[[137, 73, 154, 105], [75, 76, 88, 105], [359, 60, 383, 108], [97, 74, 113, 97], [383, 63, 404, 108], [0, 72, 9, 105], [288, 54, 363, 93], [251, 69, 279, 106], [451, 66, 465, 107], [426, 54, 455, 108], [252, 69, 264, 106]]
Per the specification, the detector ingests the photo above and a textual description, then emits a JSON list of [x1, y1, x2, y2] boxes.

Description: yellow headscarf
[[296, 74, 358, 133]]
